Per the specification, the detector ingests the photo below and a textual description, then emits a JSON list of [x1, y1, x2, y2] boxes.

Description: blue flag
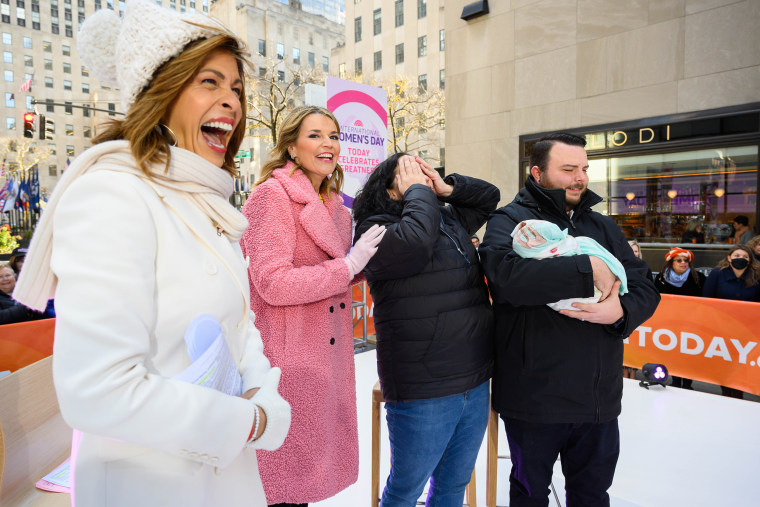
[[30, 169, 40, 212]]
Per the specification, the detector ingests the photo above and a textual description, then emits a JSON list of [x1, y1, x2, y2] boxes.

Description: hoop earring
[[156, 123, 178, 147]]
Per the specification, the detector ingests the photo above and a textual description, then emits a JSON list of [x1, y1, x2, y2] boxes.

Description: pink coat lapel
[[272, 164, 350, 260]]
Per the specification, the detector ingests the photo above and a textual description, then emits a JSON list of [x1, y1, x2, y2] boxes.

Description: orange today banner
[[624, 294, 760, 396], [352, 282, 375, 338], [0, 318, 56, 372]]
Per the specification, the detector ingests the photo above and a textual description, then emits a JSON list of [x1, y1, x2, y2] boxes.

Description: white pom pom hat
[[77, 0, 234, 113]]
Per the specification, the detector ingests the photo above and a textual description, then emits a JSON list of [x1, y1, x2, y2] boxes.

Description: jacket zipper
[[594, 345, 602, 422], [440, 216, 470, 264]]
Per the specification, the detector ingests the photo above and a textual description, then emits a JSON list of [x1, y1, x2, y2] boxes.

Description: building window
[[82, 104, 89, 117], [355, 57, 362, 76], [108, 103, 115, 116], [66, 145, 74, 156], [24, 54, 32, 66], [308, 51, 315, 67], [6, 117, 15, 130], [43, 40, 51, 52], [2, 51, 11, 63], [439, 147, 445, 166], [418, 35, 427, 57], [395, 0, 403, 27], [258, 39, 265, 56], [62, 43, 69, 56], [45, 98, 53, 112], [43, 58, 52, 70], [1, 33, 10, 45], [322, 56, 328, 72], [277, 70, 285, 82], [82, 82, 89, 93], [373, 8, 381, 35], [23, 35, 31, 48], [395, 43, 404, 64], [5, 92, 13, 107], [3, 69, 12, 82], [63, 62, 71, 73], [354, 17, 361, 43], [49, 164, 57, 176], [338, 62, 346, 79], [83, 125, 90, 138], [374, 51, 381, 71], [64, 101, 72, 114], [48, 142, 55, 156], [276, 42, 284, 60], [418, 73, 427, 92], [63, 79, 71, 90], [292, 47, 300, 65], [65, 125, 73, 136], [439, 68, 445, 90], [417, 0, 426, 18], [440, 29, 445, 51], [258, 67, 266, 78]]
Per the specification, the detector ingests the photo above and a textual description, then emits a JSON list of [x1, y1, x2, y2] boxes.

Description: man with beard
[[479, 133, 660, 506]]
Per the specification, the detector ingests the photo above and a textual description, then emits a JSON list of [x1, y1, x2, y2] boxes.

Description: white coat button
[[204, 261, 218, 275]]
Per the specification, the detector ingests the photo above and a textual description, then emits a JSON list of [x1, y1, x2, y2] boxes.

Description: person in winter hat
[[13, 1, 290, 505]]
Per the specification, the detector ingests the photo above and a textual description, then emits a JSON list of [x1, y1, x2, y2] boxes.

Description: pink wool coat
[[240, 164, 360, 504]]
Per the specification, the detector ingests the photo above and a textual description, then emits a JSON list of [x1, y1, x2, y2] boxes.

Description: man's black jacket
[[480, 176, 660, 423], [355, 174, 499, 402]]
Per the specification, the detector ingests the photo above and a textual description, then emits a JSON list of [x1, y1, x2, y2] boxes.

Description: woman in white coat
[[13, 1, 290, 506]]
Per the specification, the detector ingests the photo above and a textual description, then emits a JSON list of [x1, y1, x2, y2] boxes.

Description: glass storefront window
[[587, 146, 757, 245]]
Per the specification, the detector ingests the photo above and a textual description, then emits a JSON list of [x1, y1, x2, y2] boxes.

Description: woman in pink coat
[[241, 106, 385, 506]]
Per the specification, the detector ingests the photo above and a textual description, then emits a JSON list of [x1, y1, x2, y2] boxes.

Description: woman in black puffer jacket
[[353, 153, 498, 507]]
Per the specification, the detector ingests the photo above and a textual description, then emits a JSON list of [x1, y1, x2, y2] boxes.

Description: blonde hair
[[94, 31, 250, 177], [746, 235, 760, 254], [256, 106, 344, 198], [627, 239, 642, 259]]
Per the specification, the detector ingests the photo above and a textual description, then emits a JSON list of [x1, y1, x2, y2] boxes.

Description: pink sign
[[326, 77, 388, 207]]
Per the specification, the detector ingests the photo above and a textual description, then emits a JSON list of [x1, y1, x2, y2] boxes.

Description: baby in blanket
[[511, 219, 628, 312]]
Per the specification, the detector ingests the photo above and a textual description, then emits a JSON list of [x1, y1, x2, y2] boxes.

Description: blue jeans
[[502, 417, 620, 507], [380, 381, 489, 507]]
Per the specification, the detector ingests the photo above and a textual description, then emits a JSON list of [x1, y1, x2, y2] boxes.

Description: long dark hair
[[352, 153, 406, 226], [715, 244, 760, 288]]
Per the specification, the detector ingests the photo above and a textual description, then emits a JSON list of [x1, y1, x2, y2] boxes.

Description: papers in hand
[[36, 458, 71, 492], [173, 314, 243, 396]]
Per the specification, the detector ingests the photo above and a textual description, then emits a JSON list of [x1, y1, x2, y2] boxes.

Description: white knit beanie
[[77, 0, 232, 113]]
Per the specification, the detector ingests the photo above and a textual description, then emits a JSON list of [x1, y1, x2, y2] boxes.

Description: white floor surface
[[313, 349, 760, 507]]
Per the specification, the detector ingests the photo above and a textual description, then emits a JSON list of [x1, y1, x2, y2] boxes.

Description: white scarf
[[13, 140, 247, 311]]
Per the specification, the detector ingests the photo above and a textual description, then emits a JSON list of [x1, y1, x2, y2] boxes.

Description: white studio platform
[[314, 349, 760, 507]]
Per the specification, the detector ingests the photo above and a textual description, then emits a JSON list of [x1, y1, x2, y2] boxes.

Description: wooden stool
[[371, 380, 477, 507]]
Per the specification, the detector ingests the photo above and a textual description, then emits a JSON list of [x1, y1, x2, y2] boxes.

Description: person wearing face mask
[[702, 245, 760, 302], [11, 2, 291, 505], [653, 248, 705, 389], [241, 106, 386, 507], [703, 244, 760, 398]]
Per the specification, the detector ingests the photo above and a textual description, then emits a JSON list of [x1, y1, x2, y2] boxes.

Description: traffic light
[[39, 115, 55, 140], [23, 112, 36, 138]]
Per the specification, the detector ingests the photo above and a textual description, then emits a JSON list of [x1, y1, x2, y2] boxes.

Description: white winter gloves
[[344, 224, 387, 277], [248, 367, 291, 451]]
